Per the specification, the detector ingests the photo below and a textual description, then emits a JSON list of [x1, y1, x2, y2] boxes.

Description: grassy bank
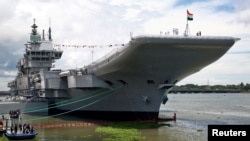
[[95, 121, 170, 141]]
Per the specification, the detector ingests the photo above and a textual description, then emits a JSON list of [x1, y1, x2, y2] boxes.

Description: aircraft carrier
[[7, 20, 239, 120]]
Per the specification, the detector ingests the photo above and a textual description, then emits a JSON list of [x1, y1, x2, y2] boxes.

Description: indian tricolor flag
[[187, 10, 193, 21]]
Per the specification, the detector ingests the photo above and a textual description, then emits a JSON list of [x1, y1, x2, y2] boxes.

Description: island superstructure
[[7, 20, 239, 120]]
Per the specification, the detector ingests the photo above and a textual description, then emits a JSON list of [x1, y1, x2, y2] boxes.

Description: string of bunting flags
[[53, 43, 127, 49]]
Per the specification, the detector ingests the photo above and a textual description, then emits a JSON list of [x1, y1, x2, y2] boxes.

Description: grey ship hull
[[52, 36, 238, 120]]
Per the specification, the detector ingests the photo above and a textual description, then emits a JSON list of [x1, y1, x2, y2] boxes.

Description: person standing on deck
[[14, 124, 18, 134], [19, 123, 22, 132], [10, 126, 13, 134]]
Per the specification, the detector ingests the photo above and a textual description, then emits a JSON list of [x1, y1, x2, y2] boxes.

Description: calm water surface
[[1, 93, 250, 141]]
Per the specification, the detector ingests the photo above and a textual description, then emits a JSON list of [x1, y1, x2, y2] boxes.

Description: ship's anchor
[[162, 95, 168, 105], [142, 96, 150, 104]]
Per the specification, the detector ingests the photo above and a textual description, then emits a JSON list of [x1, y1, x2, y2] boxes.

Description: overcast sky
[[0, 0, 249, 90]]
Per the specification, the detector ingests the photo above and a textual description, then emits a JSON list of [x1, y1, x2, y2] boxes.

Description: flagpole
[[185, 16, 189, 36], [186, 9, 192, 36]]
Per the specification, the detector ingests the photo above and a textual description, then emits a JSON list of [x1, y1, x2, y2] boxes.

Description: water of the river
[[1, 93, 250, 141]]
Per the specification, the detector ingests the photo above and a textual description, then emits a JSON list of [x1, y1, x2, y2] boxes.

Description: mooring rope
[[23, 89, 106, 114], [22, 85, 124, 122], [23, 89, 104, 112]]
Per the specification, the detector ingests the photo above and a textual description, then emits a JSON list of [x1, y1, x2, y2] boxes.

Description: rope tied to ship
[[22, 85, 125, 122]]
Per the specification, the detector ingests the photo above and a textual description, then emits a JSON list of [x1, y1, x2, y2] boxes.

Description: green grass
[[95, 121, 170, 141], [0, 136, 8, 141], [96, 127, 144, 141]]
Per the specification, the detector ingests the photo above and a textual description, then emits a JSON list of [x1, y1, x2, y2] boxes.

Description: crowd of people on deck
[[9, 109, 21, 119], [7, 109, 35, 134], [10, 123, 34, 134], [1, 109, 36, 135]]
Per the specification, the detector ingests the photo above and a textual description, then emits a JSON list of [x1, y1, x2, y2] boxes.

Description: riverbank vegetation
[[0, 136, 7, 141], [171, 82, 250, 93], [95, 122, 169, 141]]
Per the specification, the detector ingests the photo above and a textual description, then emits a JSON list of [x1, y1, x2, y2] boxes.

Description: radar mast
[[30, 18, 41, 42]]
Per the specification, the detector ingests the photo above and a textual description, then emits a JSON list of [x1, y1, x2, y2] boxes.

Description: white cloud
[[0, 0, 249, 90], [1, 61, 9, 68]]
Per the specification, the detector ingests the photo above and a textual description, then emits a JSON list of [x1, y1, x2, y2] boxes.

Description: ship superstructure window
[[54, 52, 62, 59], [32, 57, 40, 61], [28, 51, 52, 57], [147, 80, 155, 85], [31, 57, 49, 61], [36, 52, 41, 55]]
